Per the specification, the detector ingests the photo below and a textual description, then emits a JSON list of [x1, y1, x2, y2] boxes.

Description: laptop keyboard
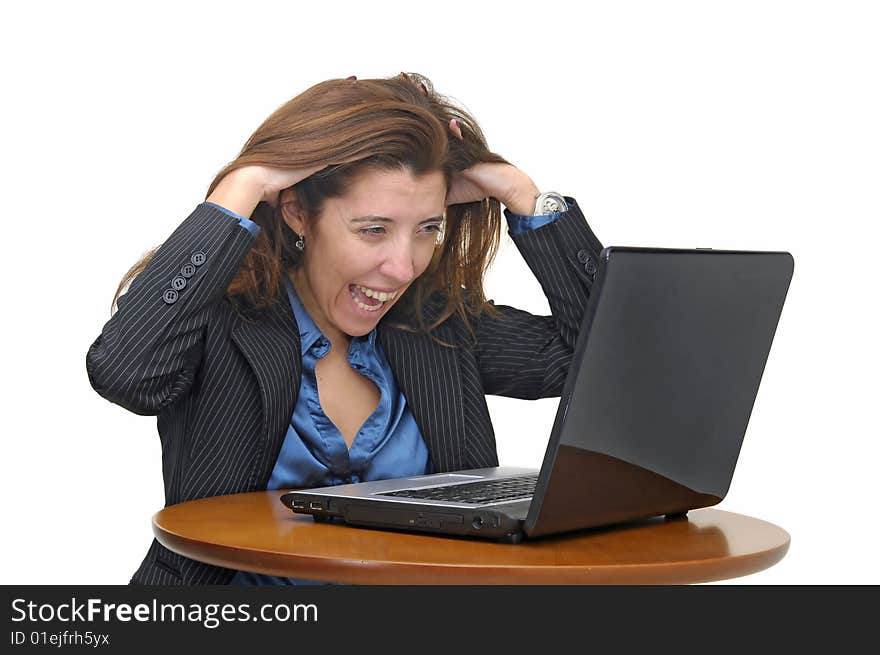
[[379, 473, 539, 505]]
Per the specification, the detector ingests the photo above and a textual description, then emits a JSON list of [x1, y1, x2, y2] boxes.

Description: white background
[[1, 0, 877, 584]]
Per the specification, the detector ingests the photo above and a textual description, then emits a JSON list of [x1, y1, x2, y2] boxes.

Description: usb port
[[309, 502, 323, 511], [292, 500, 306, 510]]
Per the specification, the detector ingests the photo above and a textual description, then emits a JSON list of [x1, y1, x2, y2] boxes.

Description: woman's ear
[[279, 187, 307, 235]]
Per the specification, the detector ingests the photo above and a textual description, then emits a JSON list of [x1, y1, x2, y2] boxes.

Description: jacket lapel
[[378, 320, 466, 473], [230, 296, 301, 487], [230, 290, 467, 479]]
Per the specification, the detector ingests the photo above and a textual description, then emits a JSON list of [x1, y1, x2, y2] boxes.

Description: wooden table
[[153, 490, 790, 584]]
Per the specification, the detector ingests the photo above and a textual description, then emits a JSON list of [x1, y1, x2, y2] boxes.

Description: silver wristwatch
[[533, 191, 568, 215]]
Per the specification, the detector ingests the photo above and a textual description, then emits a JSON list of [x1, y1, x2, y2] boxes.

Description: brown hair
[[114, 72, 508, 343]]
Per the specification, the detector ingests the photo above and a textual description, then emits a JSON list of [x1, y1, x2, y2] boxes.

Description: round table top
[[153, 490, 789, 584]]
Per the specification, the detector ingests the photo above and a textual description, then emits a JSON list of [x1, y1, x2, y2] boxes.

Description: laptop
[[281, 246, 794, 543]]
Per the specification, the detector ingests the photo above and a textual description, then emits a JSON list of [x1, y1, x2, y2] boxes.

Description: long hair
[[113, 72, 508, 343]]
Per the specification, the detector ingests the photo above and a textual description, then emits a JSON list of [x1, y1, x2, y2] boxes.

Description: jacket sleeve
[[86, 203, 257, 416], [473, 196, 603, 399]]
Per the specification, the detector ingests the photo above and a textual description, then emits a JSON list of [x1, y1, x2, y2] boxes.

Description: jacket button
[[191, 251, 207, 266], [180, 263, 196, 278], [584, 259, 597, 275], [171, 276, 187, 291], [576, 248, 590, 263], [162, 289, 179, 305]]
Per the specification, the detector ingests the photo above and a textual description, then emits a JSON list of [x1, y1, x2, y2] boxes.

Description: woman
[[87, 72, 604, 585]]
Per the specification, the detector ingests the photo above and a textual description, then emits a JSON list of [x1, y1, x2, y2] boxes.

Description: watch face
[[538, 192, 566, 213]]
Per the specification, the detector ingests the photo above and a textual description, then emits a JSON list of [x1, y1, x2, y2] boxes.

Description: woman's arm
[[443, 139, 604, 400], [85, 195, 260, 416], [473, 196, 603, 399], [87, 164, 326, 416]]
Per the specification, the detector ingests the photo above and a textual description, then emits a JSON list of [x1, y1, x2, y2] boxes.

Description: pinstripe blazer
[[87, 197, 603, 585]]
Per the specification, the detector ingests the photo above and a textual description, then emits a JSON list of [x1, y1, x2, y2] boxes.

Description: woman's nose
[[379, 241, 416, 284]]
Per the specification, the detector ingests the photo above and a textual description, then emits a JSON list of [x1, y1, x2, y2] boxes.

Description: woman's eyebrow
[[350, 215, 444, 224]]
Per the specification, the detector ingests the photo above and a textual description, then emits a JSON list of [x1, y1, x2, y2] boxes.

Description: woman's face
[[282, 167, 447, 340]]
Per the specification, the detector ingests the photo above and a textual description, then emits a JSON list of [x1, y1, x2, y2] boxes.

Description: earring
[[295, 233, 305, 251]]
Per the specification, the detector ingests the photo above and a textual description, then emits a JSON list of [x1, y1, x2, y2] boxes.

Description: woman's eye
[[359, 224, 441, 236]]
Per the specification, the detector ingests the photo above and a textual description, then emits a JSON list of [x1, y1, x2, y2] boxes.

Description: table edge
[[153, 509, 791, 585]]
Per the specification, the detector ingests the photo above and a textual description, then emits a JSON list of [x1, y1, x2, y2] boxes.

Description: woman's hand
[[207, 163, 327, 219], [396, 75, 538, 213], [444, 119, 540, 215], [246, 163, 328, 207]]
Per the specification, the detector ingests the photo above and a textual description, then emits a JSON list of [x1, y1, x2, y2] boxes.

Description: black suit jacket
[[87, 198, 603, 584]]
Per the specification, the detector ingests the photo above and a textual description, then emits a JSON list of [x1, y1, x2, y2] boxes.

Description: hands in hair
[[206, 164, 328, 218], [445, 118, 539, 214]]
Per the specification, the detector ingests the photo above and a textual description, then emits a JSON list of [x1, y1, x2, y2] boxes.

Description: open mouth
[[349, 284, 398, 313]]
